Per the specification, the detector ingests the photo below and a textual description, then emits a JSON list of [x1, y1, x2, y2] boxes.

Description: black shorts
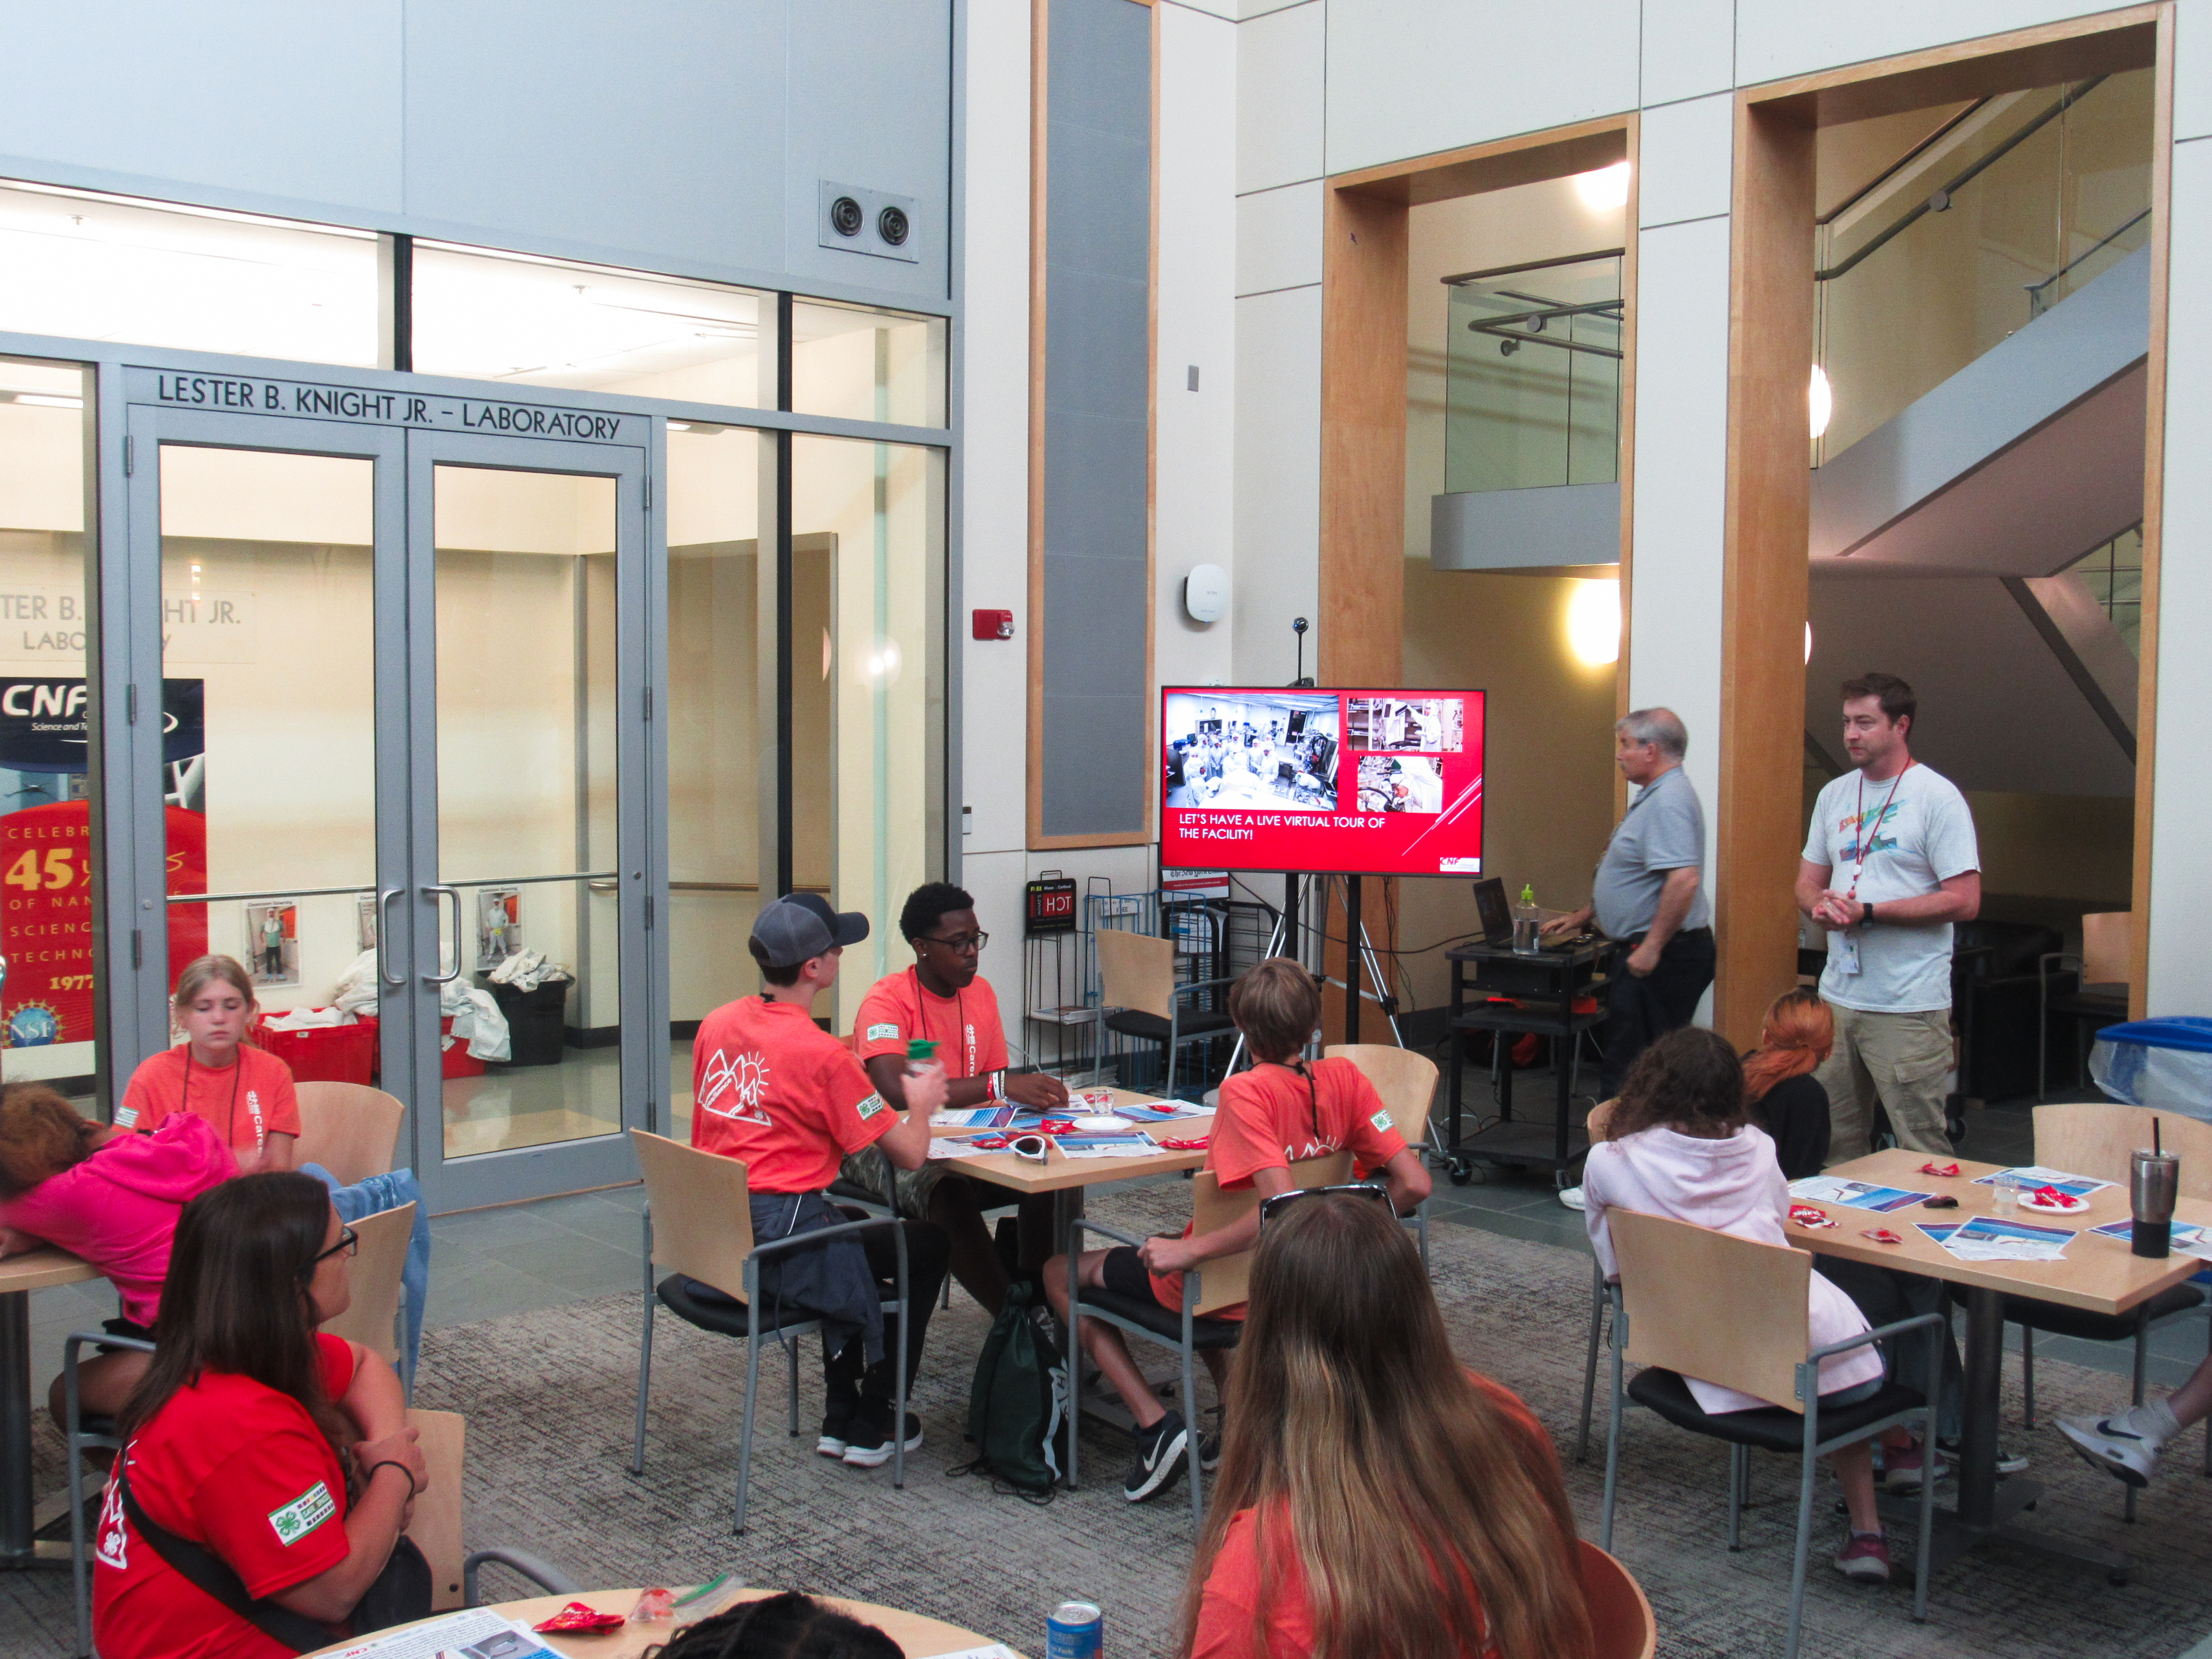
[[1098, 1245, 1155, 1301], [97, 1316, 153, 1353]]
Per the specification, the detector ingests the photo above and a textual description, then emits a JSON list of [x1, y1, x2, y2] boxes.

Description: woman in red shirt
[[1180, 1191, 1591, 1659], [93, 1172, 429, 1659], [120, 956, 301, 1175]]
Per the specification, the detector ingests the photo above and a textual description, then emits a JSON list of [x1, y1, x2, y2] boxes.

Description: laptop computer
[[1471, 877, 1514, 945]]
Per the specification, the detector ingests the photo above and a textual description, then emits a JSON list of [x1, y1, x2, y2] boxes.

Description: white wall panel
[[1736, 0, 2113, 89], [1232, 284, 1322, 685], [1626, 215, 1731, 818], [1638, 93, 1735, 227], [1641, 0, 1735, 107], [2179, 0, 2212, 144], [1237, 180, 1324, 294], [2147, 136, 2212, 1013], [1173, 0, 1240, 18], [961, 0, 1033, 858], [0, 0, 404, 211], [1238, 2, 1326, 192], [1241, 0, 1313, 15], [959, 847, 1030, 1052], [1158, 3, 1241, 691], [1324, 0, 1639, 176]]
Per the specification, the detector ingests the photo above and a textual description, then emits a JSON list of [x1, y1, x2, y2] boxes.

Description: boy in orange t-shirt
[[843, 882, 1069, 1314], [689, 893, 951, 1468], [1043, 958, 1431, 1502]]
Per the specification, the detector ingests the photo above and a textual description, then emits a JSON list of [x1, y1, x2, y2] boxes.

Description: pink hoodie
[[1, 1114, 234, 1326], [1583, 1123, 1885, 1414]]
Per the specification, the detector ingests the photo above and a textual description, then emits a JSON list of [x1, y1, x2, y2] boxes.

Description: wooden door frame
[[1719, 5, 2168, 1041]]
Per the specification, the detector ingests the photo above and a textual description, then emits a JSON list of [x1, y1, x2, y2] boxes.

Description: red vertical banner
[[165, 805, 207, 986]]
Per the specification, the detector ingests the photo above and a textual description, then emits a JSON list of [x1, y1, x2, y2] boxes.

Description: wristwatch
[[1861, 902, 1876, 928]]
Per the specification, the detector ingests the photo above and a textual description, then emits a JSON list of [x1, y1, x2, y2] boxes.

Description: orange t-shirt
[[1149, 1058, 1411, 1315], [853, 968, 1010, 1080], [1190, 1374, 1547, 1659], [119, 1046, 301, 1155], [690, 996, 894, 1193]]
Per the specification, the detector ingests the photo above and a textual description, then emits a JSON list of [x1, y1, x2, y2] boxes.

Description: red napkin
[[534, 1602, 626, 1635], [1860, 1228, 1904, 1245], [1158, 1136, 1211, 1152], [2030, 1185, 2081, 1207], [1918, 1161, 1960, 1178], [1788, 1204, 1836, 1230]]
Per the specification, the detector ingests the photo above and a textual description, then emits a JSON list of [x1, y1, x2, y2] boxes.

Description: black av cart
[[1441, 937, 1615, 1185]]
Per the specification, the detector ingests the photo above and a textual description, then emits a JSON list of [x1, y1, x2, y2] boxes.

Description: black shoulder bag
[[117, 1467, 431, 1652]]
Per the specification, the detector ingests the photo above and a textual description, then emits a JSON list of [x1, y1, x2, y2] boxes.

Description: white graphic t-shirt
[[1802, 762, 1979, 1014]]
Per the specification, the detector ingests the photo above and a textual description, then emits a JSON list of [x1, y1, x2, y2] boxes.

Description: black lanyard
[[1267, 1059, 1321, 1142], [182, 1046, 244, 1147], [909, 967, 970, 1076]]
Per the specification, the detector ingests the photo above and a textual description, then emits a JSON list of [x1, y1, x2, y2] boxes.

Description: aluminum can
[[1046, 1600, 1103, 1658]]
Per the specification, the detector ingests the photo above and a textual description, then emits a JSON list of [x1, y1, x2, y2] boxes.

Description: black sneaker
[[842, 1406, 924, 1468], [1200, 1430, 1221, 1473], [817, 1398, 859, 1459], [1124, 1409, 1190, 1502]]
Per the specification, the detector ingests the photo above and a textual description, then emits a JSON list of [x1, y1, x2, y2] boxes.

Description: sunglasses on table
[[1258, 1182, 1392, 1224], [314, 1224, 360, 1265]]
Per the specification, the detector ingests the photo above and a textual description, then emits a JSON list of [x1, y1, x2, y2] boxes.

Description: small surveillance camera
[[1292, 617, 1309, 635]]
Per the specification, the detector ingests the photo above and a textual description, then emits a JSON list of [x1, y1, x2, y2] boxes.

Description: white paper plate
[[2016, 1190, 2088, 1214], [1071, 1114, 1134, 1132]]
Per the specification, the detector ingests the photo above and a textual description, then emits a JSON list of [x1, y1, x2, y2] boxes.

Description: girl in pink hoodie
[[1582, 1028, 1916, 1587], [0, 1084, 234, 1427]]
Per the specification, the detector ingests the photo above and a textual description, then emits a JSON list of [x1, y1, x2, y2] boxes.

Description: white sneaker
[[2056, 1413, 2160, 1489], [1557, 1186, 1587, 1212]]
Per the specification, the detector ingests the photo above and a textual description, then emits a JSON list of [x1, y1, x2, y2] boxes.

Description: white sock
[[2117, 1398, 2181, 1448]]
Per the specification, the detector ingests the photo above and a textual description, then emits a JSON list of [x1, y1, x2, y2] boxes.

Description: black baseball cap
[[749, 891, 871, 969]]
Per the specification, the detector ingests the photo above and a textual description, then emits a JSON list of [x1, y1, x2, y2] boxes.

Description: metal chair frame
[[64, 1331, 154, 1658], [630, 1204, 910, 1535], [1599, 1285, 1944, 1659]]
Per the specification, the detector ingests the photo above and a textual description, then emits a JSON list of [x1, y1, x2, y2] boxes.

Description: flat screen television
[[1159, 687, 1486, 877]]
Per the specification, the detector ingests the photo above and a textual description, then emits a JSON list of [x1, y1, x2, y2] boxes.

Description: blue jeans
[[303, 1164, 431, 1382]]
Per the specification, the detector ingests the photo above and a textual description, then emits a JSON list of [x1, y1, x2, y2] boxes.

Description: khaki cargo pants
[[1816, 1004, 1955, 1165]]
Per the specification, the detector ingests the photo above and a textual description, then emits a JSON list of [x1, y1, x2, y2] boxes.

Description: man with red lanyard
[[845, 882, 1069, 1315], [690, 893, 952, 1468], [1043, 958, 1431, 1502], [1797, 672, 1981, 1160]]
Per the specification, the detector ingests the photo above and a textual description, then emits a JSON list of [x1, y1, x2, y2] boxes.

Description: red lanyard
[[1846, 762, 1911, 901]]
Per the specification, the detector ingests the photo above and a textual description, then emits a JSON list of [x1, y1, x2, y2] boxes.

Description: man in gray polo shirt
[[1543, 707, 1715, 1097]]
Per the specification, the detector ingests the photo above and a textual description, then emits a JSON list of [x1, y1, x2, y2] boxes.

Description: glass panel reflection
[[791, 299, 947, 427], [434, 464, 623, 1157]]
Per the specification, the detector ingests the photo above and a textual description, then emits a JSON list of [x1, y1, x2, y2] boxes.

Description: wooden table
[[307, 1586, 1017, 1657], [0, 1246, 99, 1572], [1786, 1148, 2210, 1581]]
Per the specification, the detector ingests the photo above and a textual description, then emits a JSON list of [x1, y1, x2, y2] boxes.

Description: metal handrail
[[2026, 206, 2152, 315], [1441, 248, 1624, 288], [1815, 75, 2108, 284]]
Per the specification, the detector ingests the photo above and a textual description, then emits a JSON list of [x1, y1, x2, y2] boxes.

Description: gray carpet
[[8, 1183, 2212, 1659]]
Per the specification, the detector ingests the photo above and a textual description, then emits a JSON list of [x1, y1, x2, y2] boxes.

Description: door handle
[[423, 885, 464, 986], [377, 888, 407, 986]]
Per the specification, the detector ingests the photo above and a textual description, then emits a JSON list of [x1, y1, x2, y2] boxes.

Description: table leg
[[1447, 965, 1464, 1156], [0, 1288, 35, 1569], [1958, 1284, 2002, 1527], [1554, 1027, 1572, 1167]]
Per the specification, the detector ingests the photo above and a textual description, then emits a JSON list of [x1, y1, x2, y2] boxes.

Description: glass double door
[[124, 404, 649, 1210]]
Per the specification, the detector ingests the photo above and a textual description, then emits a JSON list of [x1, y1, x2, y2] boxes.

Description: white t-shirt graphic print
[[1802, 762, 1979, 1014]]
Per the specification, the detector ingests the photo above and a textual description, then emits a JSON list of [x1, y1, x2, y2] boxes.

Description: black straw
[[2155, 1117, 2164, 1158]]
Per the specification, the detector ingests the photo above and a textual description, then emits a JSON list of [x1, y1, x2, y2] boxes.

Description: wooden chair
[[1067, 1149, 1352, 1522], [1323, 1042, 1435, 1271], [1579, 1540, 1658, 1659], [1976, 1102, 2212, 1514], [1600, 1210, 1941, 1659], [627, 1130, 914, 1533], [293, 1081, 406, 1185], [2038, 911, 2130, 1098], [1094, 928, 1236, 1100], [405, 1408, 577, 1611], [319, 1201, 415, 1368]]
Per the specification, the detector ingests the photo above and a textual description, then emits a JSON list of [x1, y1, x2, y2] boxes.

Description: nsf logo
[[6, 1003, 59, 1047]]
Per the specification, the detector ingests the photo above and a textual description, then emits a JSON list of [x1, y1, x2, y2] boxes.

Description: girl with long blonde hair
[[1180, 1191, 1591, 1659]]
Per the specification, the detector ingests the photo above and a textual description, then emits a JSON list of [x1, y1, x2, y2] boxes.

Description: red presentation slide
[[1159, 687, 1485, 877]]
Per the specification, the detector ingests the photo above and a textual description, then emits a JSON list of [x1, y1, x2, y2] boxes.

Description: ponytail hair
[[1741, 987, 1834, 1106]]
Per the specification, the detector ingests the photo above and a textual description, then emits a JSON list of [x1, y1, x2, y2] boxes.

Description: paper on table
[[934, 1106, 1020, 1129], [1788, 1176, 1933, 1214], [314, 1608, 555, 1659], [1110, 1102, 1207, 1123], [919, 1647, 1021, 1659], [926, 1134, 996, 1160], [1974, 1165, 2115, 1198], [1917, 1215, 2075, 1262], [1051, 1131, 1160, 1159], [2090, 1218, 2212, 1262]]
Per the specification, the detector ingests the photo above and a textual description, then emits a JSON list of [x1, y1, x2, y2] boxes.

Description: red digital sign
[[1160, 687, 1485, 877]]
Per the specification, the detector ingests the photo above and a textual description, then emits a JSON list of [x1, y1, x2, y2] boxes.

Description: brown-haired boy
[[1042, 956, 1431, 1502]]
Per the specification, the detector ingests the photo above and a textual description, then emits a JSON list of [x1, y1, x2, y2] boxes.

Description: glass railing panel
[[1443, 252, 1622, 496]]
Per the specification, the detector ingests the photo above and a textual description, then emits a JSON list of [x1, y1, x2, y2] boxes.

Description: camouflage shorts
[[837, 1142, 959, 1221]]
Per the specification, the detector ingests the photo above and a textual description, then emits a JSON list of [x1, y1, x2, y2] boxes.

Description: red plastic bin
[[252, 1016, 375, 1086], [352, 1014, 486, 1081]]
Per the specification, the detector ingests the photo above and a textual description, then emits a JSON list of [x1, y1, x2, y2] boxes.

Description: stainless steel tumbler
[[2132, 1148, 2180, 1258]]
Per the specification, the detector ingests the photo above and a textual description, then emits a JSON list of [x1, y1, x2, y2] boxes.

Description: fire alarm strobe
[[972, 608, 1015, 640]]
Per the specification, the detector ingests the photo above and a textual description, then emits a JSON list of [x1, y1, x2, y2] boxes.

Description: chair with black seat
[[1094, 927, 1236, 1100], [627, 1129, 912, 1534], [1068, 1149, 1351, 1523], [1599, 1210, 1940, 1659], [1967, 1101, 2212, 1521], [2039, 912, 2130, 1099]]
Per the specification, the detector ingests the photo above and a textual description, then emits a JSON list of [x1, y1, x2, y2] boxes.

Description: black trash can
[[483, 977, 569, 1067]]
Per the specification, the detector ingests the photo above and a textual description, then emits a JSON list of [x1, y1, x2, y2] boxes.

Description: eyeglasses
[[918, 930, 988, 954], [1258, 1182, 1392, 1224], [314, 1225, 360, 1265]]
